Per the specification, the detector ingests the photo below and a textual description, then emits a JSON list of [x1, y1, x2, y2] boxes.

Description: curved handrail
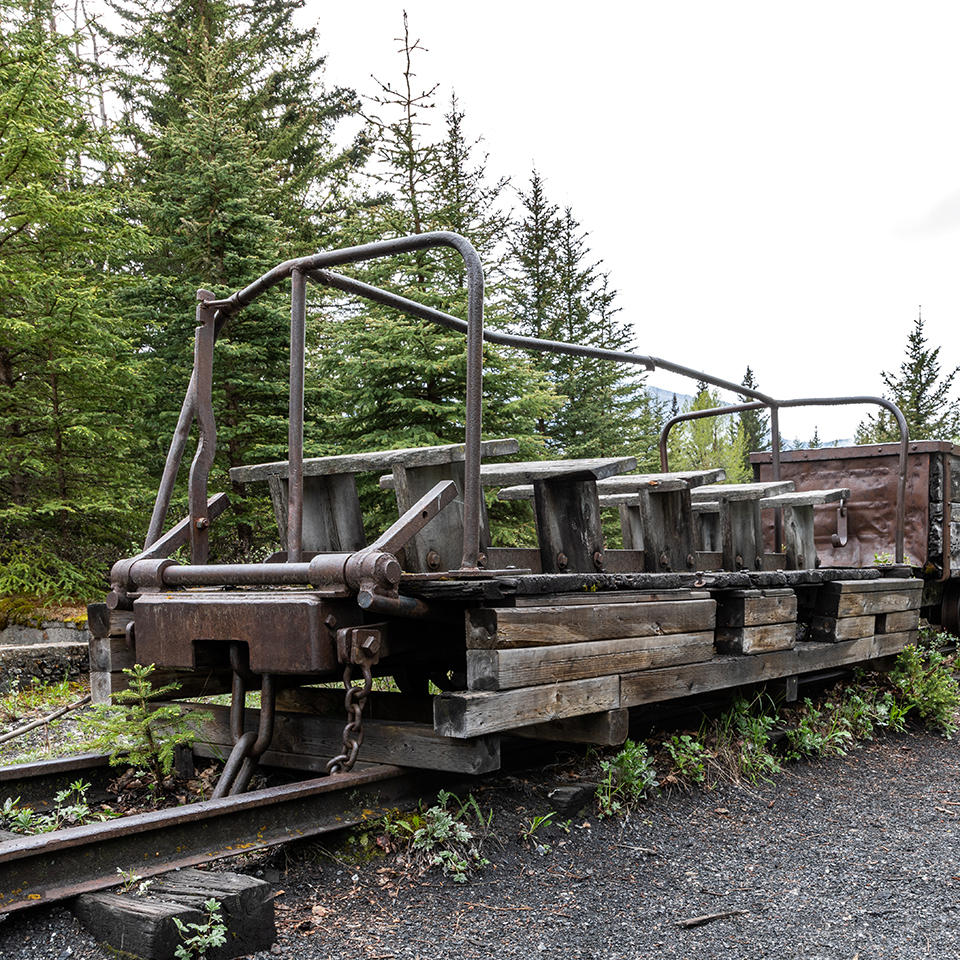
[[145, 230, 910, 573]]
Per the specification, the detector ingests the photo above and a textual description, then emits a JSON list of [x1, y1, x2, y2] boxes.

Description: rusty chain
[[326, 660, 373, 776]]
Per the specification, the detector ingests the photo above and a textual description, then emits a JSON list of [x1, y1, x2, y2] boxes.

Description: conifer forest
[[2, 0, 958, 597]]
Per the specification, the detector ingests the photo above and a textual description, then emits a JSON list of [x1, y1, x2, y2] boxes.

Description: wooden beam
[[194, 704, 499, 775], [514, 708, 628, 746], [620, 631, 917, 707], [467, 632, 716, 690], [433, 675, 620, 738], [465, 599, 717, 649]]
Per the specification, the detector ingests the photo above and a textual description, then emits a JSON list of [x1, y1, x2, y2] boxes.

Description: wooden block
[[74, 868, 274, 960], [714, 588, 797, 627], [194, 704, 499, 774], [86, 604, 134, 639], [807, 614, 877, 642], [89, 637, 234, 704], [876, 609, 920, 634], [515, 708, 629, 746], [274, 687, 434, 723], [715, 622, 796, 655], [467, 631, 716, 690], [433, 675, 621, 738], [466, 599, 717, 649], [815, 578, 922, 618], [620, 632, 916, 708]]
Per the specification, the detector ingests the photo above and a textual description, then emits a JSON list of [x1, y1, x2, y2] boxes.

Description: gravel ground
[[3, 727, 960, 959]]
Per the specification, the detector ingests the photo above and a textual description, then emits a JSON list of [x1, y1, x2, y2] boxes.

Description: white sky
[[301, 0, 960, 444]]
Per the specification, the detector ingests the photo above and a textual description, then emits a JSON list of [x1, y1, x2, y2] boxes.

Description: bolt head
[[557, 553, 568, 570]]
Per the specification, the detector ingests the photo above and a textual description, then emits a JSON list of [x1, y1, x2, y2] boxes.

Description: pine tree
[[310, 16, 557, 461], [738, 366, 769, 459], [508, 175, 660, 465], [0, 1, 147, 572], [670, 387, 749, 482], [856, 309, 960, 444], [102, 0, 367, 554]]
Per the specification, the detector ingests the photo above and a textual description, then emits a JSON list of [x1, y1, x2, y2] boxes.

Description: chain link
[[326, 660, 373, 776]]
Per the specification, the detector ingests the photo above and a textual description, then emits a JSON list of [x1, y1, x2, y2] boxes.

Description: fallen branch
[[677, 909, 748, 929], [0, 694, 91, 746]]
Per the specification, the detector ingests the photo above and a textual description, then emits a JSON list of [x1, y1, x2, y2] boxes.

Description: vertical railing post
[[287, 268, 307, 563]]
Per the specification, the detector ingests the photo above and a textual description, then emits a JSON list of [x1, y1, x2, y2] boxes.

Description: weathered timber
[[514, 708, 629, 746], [713, 588, 797, 628], [691, 481, 795, 504], [714, 622, 796, 655], [620, 631, 917, 707], [876, 609, 920, 634], [433, 675, 620, 738], [89, 637, 233, 704], [533, 475, 605, 574], [814, 578, 922, 618], [483, 457, 636, 488], [86, 604, 134, 639], [511, 589, 711, 607], [465, 599, 717, 649], [466, 631, 716, 690], [807, 614, 877, 643], [193, 703, 499, 774], [74, 868, 274, 960], [274, 686, 433, 724], [229, 438, 520, 483]]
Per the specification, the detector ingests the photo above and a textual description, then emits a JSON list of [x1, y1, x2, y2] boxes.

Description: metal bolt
[[477, 553, 487, 568], [426, 550, 441, 571], [325, 614, 337, 629], [194, 517, 210, 530], [686, 554, 696, 569], [659, 551, 670, 570], [359, 633, 381, 657], [735, 554, 743, 569], [557, 553, 568, 570], [593, 551, 604, 569]]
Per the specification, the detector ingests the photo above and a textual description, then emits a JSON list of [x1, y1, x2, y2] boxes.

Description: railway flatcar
[[87, 232, 927, 791]]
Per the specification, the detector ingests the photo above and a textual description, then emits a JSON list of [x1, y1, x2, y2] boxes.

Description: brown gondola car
[[751, 441, 960, 630]]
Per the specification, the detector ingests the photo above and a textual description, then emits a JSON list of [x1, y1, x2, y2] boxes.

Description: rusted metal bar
[[188, 295, 217, 564], [0, 765, 420, 915], [287, 268, 307, 563]]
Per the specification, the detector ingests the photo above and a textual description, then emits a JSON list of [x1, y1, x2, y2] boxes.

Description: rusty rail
[[0, 762, 421, 915]]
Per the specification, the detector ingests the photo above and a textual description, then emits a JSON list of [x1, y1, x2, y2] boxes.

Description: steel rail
[[0, 763, 421, 915]]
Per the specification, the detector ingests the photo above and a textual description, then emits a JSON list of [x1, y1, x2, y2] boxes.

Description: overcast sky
[[299, 0, 960, 443]]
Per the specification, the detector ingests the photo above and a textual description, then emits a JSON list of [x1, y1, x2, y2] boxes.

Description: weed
[[387, 790, 491, 882], [173, 898, 227, 960], [890, 644, 960, 735], [518, 812, 555, 853], [596, 740, 659, 817], [116, 868, 153, 896], [0, 779, 114, 834], [79, 664, 211, 787], [664, 733, 710, 786], [714, 694, 781, 784]]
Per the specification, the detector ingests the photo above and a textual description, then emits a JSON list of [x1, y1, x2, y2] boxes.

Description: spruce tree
[[508, 176, 660, 465], [856, 309, 960, 444], [0, 1, 147, 573], [310, 16, 557, 461], [738, 366, 769, 454], [670, 387, 749, 482], [102, 0, 367, 554]]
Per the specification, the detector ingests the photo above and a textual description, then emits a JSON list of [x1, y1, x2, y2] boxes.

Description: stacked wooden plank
[[713, 587, 798, 655], [806, 577, 921, 643], [435, 590, 716, 739]]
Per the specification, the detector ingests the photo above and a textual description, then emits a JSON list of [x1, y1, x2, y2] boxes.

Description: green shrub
[[890, 645, 960, 735], [79, 664, 211, 786], [664, 733, 710, 786], [596, 740, 659, 817]]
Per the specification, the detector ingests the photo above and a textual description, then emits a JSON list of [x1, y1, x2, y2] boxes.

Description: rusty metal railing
[[143, 231, 910, 579]]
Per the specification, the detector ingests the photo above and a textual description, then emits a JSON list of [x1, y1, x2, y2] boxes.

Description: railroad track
[[0, 754, 425, 915]]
